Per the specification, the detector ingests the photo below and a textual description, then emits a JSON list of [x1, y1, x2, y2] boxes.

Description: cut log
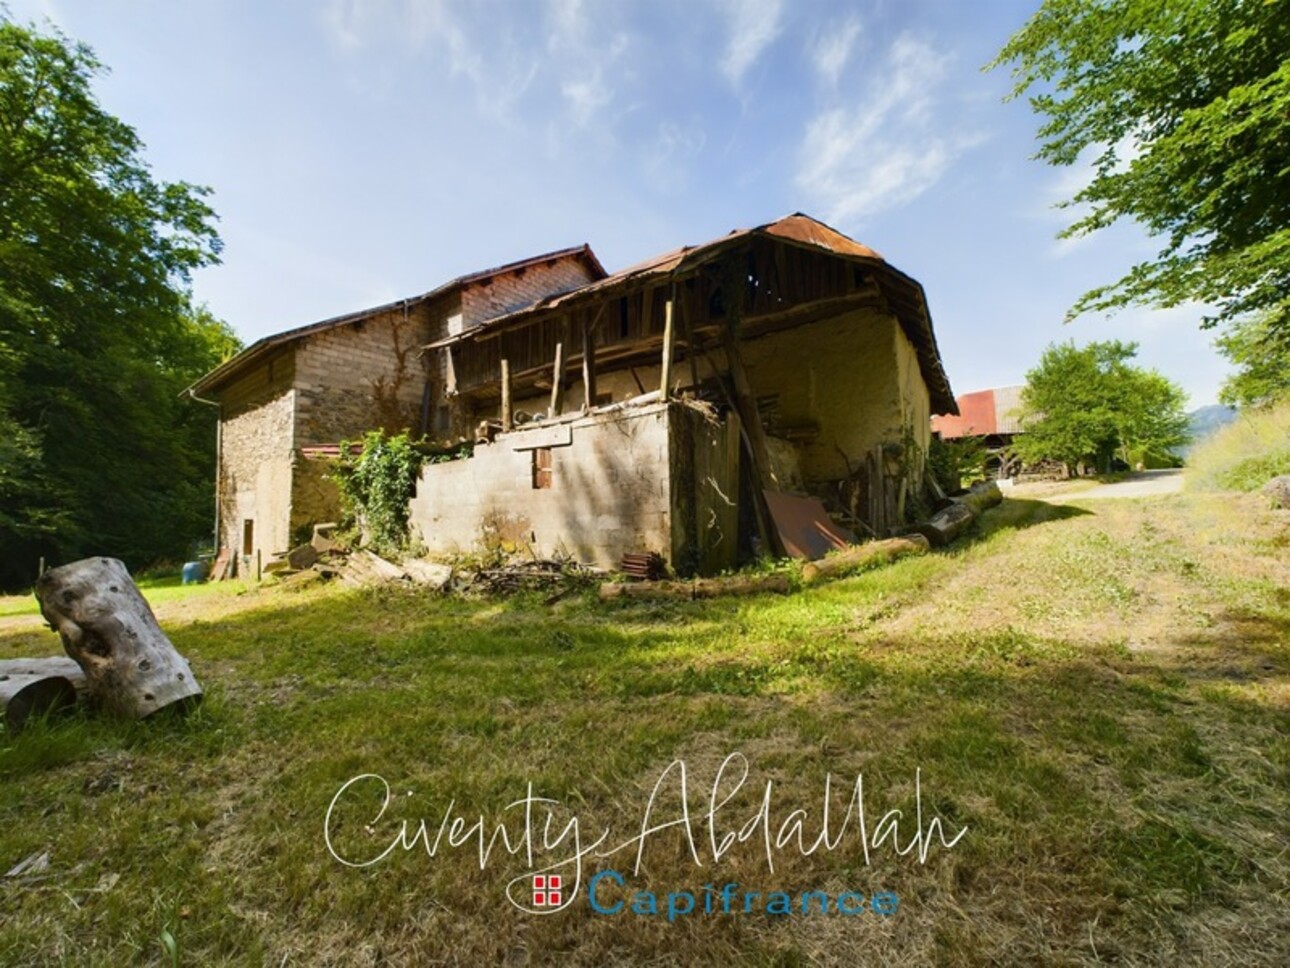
[[692, 575, 791, 598], [800, 535, 931, 584], [598, 575, 791, 601], [952, 481, 1003, 515], [913, 502, 976, 548], [599, 580, 694, 602], [0, 657, 86, 732], [34, 558, 202, 719]]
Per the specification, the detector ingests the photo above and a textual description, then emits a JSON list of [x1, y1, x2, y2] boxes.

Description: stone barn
[[185, 246, 605, 572], [411, 214, 958, 573]]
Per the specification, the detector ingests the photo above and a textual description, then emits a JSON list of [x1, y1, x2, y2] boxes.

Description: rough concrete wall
[[461, 256, 599, 328], [409, 404, 674, 568], [893, 323, 931, 478], [218, 353, 296, 561], [741, 310, 906, 484], [293, 303, 440, 445]]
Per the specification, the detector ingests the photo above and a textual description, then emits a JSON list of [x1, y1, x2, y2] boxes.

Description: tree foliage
[[1215, 314, 1290, 408], [0, 18, 237, 589], [330, 431, 424, 557], [1015, 341, 1190, 473], [993, 0, 1290, 337]]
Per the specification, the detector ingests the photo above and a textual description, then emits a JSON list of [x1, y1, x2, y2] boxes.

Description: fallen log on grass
[[0, 657, 86, 732], [913, 501, 976, 548], [599, 575, 791, 602], [952, 480, 1003, 515], [35, 557, 202, 719], [800, 535, 930, 584]]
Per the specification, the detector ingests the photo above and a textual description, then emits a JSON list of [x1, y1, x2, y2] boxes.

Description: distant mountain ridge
[[1178, 404, 1238, 457]]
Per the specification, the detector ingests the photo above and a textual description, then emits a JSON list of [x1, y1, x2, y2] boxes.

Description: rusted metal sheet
[[762, 490, 857, 560]]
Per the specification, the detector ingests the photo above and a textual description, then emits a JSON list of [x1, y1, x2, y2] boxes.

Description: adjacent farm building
[[189, 214, 958, 576], [931, 385, 1026, 477]]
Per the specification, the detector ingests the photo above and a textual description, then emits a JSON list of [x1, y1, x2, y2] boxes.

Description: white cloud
[[811, 15, 862, 88], [718, 0, 784, 86], [644, 120, 708, 193], [795, 33, 974, 223], [321, 0, 536, 116], [544, 0, 630, 127], [562, 70, 611, 127]]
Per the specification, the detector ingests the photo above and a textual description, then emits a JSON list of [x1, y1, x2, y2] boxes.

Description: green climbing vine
[[330, 430, 423, 556]]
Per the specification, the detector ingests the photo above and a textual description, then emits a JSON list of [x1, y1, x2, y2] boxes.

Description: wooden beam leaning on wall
[[581, 317, 596, 410], [500, 358, 513, 432], [549, 315, 569, 416], [659, 288, 675, 398]]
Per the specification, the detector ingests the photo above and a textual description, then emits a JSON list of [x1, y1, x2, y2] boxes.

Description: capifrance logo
[[585, 870, 899, 921], [324, 752, 965, 915]]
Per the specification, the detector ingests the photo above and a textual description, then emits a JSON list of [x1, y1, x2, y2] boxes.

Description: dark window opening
[[242, 519, 254, 554]]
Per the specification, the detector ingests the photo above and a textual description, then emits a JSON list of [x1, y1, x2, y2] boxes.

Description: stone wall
[[460, 256, 599, 328], [293, 301, 445, 446], [410, 402, 740, 571], [217, 351, 296, 564]]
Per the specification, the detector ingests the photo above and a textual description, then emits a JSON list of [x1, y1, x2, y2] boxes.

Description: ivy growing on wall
[[330, 430, 423, 556]]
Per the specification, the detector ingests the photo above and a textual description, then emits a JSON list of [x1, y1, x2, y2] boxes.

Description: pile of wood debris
[[261, 523, 599, 597]]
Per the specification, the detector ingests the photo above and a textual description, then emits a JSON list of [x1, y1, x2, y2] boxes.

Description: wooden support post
[[550, 316, 569, 416], [581, 318, 597, 409], [660, 295, 675, 398], [500, 358, 513, 432], [721, 323, 784, 558], [443, 347, 458, 397], [678, 293, 700, 390]]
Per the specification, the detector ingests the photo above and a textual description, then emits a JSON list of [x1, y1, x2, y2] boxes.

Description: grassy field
[[1, 491, 1286, 966], [1187, 398, 1290, 492]]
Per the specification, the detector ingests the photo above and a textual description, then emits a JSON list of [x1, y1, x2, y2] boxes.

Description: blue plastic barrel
[[181, 560, 208, 585]]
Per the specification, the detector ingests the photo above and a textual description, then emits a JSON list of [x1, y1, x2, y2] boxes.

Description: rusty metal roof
[[429, 213, 957, 415], [186, 244, 605, 397]]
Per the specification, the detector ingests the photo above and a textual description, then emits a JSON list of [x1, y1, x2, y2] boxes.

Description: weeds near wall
[[928, 435, 988, 495], [330, 430, 423, 556]]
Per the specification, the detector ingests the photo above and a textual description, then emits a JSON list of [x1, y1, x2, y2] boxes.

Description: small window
[[532, 448, 553, 489], [242, 519, 254, 554]]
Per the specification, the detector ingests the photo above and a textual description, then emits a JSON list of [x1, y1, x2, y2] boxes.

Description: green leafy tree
[[992, 0, 1290, 338], [1216, 314, 1290, 407], [1015, 341, 1189, 474], [0, 18, 236, 588]]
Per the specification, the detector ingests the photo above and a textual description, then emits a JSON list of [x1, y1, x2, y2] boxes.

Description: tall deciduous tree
[[992, 0, 1290, 337], [1215, 314, 1290, 408], [0, 18, 238, 589], [1015, 341, 1189, 474]]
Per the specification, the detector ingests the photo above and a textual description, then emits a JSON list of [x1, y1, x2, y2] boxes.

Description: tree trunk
[[914, 502, 976, 548], [800, 535, 930, 584], [952, 481, 1003, 515], [0, 657, 86, 732], [34, 557, 202, 719]]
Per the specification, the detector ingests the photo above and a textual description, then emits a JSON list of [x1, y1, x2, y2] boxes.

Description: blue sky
[[12, 0, 1233, 405]]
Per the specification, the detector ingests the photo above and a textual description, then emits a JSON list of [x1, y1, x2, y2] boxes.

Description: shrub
[[330, 430, 423, 556]]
